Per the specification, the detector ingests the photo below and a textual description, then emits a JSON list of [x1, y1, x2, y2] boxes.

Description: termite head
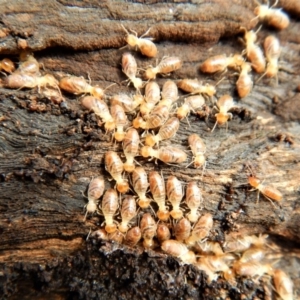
[[170, 210, 183, 219], [114, 131, 126, 142], [125, 34, 138, 48], [116, 181, 130, 194], [205, 85, 216, 96], [233, 54, 245, 68], [194, 155, 205, 168], [157, 210, 170, 221], [254, 5, 268, 19], [104, 120, 116, 131], [144, 68, 156, 80], [1, 58, 15, 73], [242, 28, 257, 44], [140, 146, 152, 158], [248, 175, 260, 188], [266, 64, 277, 78], [124, 162, 135, 173], [105, 223, 117, 234], [138, 198, 151, 209], [132, 77, 144, 90], [145, 134, 157, 147], [92, 86, 104, 99], [86, 202, 97, 214], [215, 112, 229, 125], [177, 105, 188, 120], [133, 93, 144, 105], [132, 116, 144, 129]]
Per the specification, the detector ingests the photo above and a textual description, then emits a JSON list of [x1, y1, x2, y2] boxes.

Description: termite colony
[[0, 1, 294, 298]]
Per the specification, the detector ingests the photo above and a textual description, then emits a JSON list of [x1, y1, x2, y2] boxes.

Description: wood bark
[[0, 0, 300, 299]]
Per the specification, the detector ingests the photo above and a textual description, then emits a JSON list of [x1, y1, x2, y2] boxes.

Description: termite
[[186, 213, 213, 246], [122, 52, 144, 90], [18, 52, 40, 75], [157, 223, 171, 243], [159, 80, 179, 109], [59, 76, 105, 99], [161, 240, 196, 264], [211, 94, 235, 132], [144, 56, 182, 80], [166, 175, 184, 219], [101, 188, 119, 233], [194, 241, 224, 256], [140, 81, 161, 116], [254, 0, 290, 30], [132, 105, 169, 130], [248, 175, 283, 207], [236, 62, 253, 98], [123, 128, 140, 173], [223, 234, 269, 253], [119, 195, 137, 233], [110, 93, 143, 113], [110, 103, 128, 142], [3, 73, 60, 93], [149, 171, 169, 221], [105, 151, 129, 193], [140, 213, 157, 248], [124, 226, 142, 247], [264, 35, 281, 79], [121, 24, 157, 58], [81, 96, 115, 131], [83, 176, 105, 221], [0, 58, 15, 73], [145, 117, 180, 147], [233, 260, 273, 278], [185, 181, 202, 223], [131, 167, 151, 209], [239, 247, 265, 263], [108, 230, 124, 244], [200, 54, 244, 73], [196, 254, 234, 283], [177, 79, 216, 97], [176, 95, 205, 120], [140, 145, 187, 164], [241, 27, 266, 74], [174, 217, 191, 242], [273, 269, 294, 300], [188, 134, 206, 169]]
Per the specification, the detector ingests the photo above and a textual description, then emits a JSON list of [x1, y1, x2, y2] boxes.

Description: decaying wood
[[0, 0, 300, 299]]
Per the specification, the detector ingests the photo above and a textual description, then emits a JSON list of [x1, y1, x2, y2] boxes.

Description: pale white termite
[[159, 80, 179, 109], [185, 181, 202, 223], [236, 62, 253, 98], [254, 1, 290, 30], [119, 195, 137, 233], [145, 117, 180, 147], [140, 145, 187, 164], [140, 213, 157, 248], [188, 134, 206, 169], [174, 218, 191, 242], [121, 24, 157, 58], [149, 171, 169, 221], [122, 52, 144, 90], [124, 226, 142, 247], [144, 56, 182, 80], [105, 151, 129, 193], [177, 79, 216, 97], [161, 240, 196, 264], [177, 95, 205, 120], [166, 175, 184, 219], [81, 96, 115, 131], [83, 176, 105, 221], [140, 81, 161, 115], [131, 167, 151, 209], [186, 213, 213, 246], [101, 188, 119, 233], [122, 128, 140, 173], [273, 269, 294, 300], [110, 103, 128, 142]]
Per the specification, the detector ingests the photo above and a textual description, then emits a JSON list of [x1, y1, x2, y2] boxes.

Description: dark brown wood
[[0, 0, 300, 299]]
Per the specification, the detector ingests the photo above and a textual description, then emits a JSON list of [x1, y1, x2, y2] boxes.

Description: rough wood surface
[[0, 0, 300, 299]]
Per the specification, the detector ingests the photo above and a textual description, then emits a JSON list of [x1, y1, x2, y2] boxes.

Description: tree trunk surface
[[0, 0, 300, 299]]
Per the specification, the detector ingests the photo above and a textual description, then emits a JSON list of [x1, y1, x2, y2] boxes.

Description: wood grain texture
[[0, 0, 300, 299]]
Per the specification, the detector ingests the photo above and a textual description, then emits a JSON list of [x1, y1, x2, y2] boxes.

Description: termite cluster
[[0, 1, 294, 298]]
